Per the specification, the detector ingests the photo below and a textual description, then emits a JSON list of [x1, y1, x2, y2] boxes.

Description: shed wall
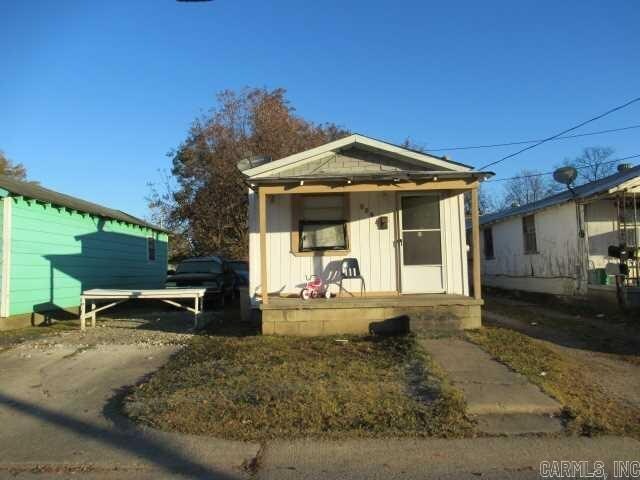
[[481, 201, 581, 295], [8, 197, 168, 316]]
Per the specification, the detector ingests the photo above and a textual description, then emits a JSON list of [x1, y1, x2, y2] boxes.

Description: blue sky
[[1, 0, 639, 218]]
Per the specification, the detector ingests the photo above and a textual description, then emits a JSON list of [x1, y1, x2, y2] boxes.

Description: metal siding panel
[[8, 198, 167, 316]]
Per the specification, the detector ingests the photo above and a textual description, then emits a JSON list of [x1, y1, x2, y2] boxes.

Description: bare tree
[[147, 169, 193, 262], [501, 169, 556, 208], [562, 146, 616, 184], [160, 87, 349, 259], [464, 184, 500, 216], [0, 151, 27, 180]]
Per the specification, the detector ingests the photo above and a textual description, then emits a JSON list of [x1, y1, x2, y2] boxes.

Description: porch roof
[[240, 134, 485, 179]]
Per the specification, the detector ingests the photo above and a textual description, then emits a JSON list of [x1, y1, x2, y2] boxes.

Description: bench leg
[[91, 301, 96, 328], [80, 297, 86, 331]]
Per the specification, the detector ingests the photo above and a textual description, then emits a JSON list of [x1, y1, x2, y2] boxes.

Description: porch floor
[[260, 293, 482, 310]]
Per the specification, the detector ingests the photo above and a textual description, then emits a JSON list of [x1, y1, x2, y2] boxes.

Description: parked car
[[166, 256, 236, 301], [227, 260, 249, 287]]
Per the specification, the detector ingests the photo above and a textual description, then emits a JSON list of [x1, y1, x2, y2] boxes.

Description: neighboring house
[[479, 164, 640, 305], [0, 175, 168, 329], [239, 134, 492, 335]]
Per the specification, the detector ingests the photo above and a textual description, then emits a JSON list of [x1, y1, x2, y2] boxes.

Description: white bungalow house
[[479, 164, 640, 307], [239, 134, 492, 335]]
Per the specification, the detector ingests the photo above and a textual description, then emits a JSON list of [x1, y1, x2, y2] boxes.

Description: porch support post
[[471, 187, 482, 300], [259, 187, 269, 305]]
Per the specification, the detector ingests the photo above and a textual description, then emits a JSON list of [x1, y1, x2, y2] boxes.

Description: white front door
[[398, 193, 444, 293]]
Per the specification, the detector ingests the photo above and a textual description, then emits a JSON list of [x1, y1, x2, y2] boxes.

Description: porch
[[260, 293, 483, 336], [251, 181, 484, 335]]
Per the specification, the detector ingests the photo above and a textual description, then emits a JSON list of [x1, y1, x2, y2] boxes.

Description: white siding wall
[[585, 199, 618, 271], [249, 189, 469, 305], [481, 201, 581, 295]]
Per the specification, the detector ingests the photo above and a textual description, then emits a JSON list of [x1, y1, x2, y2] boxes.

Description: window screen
[[402, 230, 442, 265], [483, 228, 494, 259], [401, 195, 440, 230], [522, 215, 537, 254], [299, 221, 347, 251], [298, 195, 348, 251]]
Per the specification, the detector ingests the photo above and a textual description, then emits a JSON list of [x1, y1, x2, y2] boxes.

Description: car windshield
[[228, 261, 248, 273], [176, 260, 222, 274]]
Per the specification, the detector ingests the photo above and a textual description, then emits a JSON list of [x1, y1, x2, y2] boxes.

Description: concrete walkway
[[419, 337, 563, 434]]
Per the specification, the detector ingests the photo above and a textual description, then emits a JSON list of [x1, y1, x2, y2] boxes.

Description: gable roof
[[481, 165, 640, 226], [0, 175, 167, 232], [241, 134, 475, 179]]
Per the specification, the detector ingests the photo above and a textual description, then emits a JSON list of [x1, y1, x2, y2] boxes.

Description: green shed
[[0, 175, 169, 329]]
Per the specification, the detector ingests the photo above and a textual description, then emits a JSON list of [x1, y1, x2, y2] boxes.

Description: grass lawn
[[467, 326, 640, 439], [125, 332, 474, 441]]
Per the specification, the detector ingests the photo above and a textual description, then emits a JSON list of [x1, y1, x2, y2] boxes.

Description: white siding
[[585, 199, 618, 271], [481, 201, 581, 295], [249, 190, 469, 305]]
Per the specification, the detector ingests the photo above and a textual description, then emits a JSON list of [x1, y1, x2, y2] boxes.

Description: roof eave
[[248, 170, 493, 186]]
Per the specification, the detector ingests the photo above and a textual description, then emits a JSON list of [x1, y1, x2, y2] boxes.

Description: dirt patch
[[467, 326, 640, 439], [125, 333, 474, 441], [484, 294, 640, 410], [484, 295, 640, 362]]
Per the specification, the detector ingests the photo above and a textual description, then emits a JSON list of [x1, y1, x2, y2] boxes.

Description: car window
[[176, 260, 223, 274]]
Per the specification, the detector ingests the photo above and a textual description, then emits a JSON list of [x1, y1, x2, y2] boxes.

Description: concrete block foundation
[[259, 295, 482, 336]]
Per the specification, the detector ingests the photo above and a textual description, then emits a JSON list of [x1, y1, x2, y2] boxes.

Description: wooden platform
[[260, 294, 482, 336]]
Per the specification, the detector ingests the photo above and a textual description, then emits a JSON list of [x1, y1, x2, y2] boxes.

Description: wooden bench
[[80, 288, 207, 330]]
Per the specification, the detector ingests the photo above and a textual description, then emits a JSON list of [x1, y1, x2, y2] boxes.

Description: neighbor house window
[[147, 237, 156, 261], [522, 215, 537, 254], [483, 227, 494, 259], [294, 194, 348, 253]]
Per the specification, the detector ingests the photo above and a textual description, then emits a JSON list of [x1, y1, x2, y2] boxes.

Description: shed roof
[[480, 165, 640, 226], [0, 175, 166, 232]]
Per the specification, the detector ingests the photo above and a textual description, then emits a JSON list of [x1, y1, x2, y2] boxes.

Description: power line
[[479, 96, 640, 170], [427, 124, 640, 152], [485, 153, 640, 183]]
